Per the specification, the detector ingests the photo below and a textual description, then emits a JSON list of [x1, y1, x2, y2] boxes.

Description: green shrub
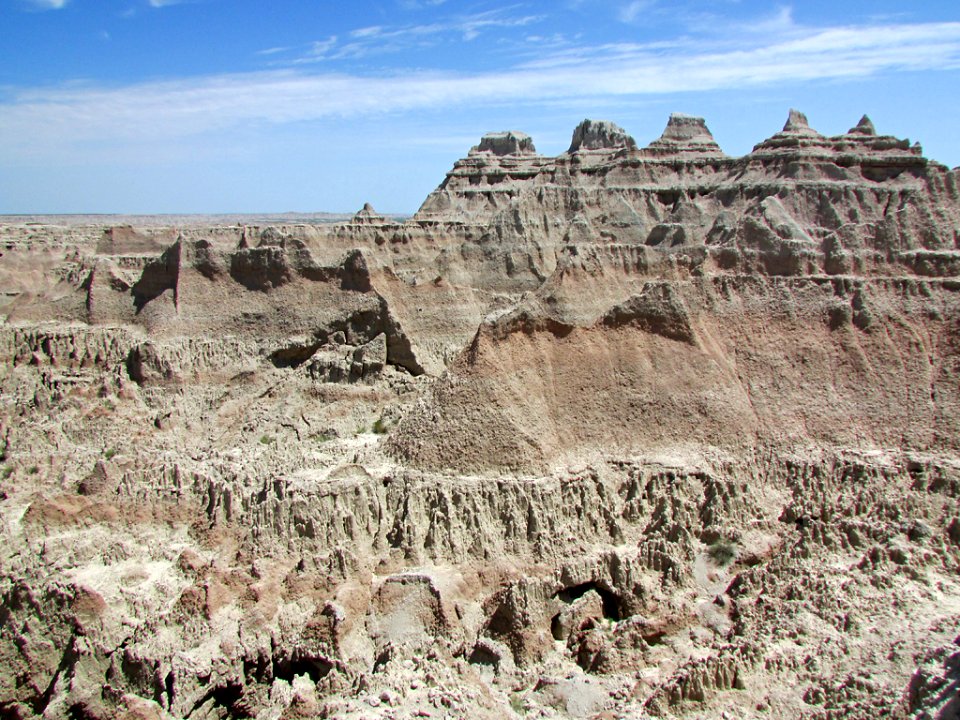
[[104, 448, 118, 460], [27, 465, 39, 475], [1, 466, 12, 480], [372, 418, 388, 434], [708, 539, 737, 566], [259, 435, 273, 445]]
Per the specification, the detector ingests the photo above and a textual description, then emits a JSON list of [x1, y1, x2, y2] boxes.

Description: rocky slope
[[0, 111, 959, 720]]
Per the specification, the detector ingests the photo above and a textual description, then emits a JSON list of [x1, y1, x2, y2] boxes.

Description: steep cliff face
[[1, 111, 959, 720], [393, 111, 960, 473]]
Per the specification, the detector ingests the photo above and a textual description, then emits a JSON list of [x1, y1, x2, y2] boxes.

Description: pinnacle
[[567, 119, 637, 153], [849, 114, 877, 135]]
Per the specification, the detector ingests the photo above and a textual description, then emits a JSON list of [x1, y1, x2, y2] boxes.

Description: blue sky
[[2, 1, 959, 214]]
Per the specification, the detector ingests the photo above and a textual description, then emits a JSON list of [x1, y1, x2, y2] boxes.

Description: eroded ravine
[[1, 111, 959, 719]]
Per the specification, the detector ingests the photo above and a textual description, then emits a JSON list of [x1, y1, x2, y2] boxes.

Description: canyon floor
[[1, 112, 959, 719]]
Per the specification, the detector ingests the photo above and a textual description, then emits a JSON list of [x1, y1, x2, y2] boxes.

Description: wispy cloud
[[619, 1, 656, 24], [22, 0, 69, 9], [308, 36, 339, 57], [256, 46, 292, 57], [398, 0, 447, 9], [678, 4, 798, 39], [750, 5, 796, 35], [292, 8, 543, 62], [3, 20, 960, 160]]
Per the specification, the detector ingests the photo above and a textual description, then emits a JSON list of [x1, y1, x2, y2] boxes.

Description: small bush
[[27, 465, 39, 475], [708, 540, 737, 566], [104, 448, 118, 460], [1, 466, 12, 480], [372, 418, 388, 434], [312, 432, 333, 443], [259, 435, 273, 445]]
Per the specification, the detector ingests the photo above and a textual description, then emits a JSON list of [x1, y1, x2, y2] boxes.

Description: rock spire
[[470, 131, 537, 157], [567, 119, 637, 153], [848, 114, 877, 136], [782, 109, 820, 136], [352, 202, 386, 224], [644, 113, 723, 155]]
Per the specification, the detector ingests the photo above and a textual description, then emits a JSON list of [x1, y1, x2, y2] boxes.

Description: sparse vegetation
[[707, 539, 738, 566], [4, 111, 959, 720]]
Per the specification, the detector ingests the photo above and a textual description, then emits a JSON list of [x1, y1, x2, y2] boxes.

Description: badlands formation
[[1, 111, 959, 719]]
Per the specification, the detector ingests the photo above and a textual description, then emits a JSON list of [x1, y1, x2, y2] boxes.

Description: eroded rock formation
[[1, 111, 959, 719]]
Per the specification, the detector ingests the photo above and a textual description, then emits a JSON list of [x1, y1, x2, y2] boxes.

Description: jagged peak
[[567, 119, 637, 153], [353, 202, 385, 224], [782, 109, 821, 136], [644, 113, 723, 156], [470, 131, 537, 157], [848, 114, 877, 136]]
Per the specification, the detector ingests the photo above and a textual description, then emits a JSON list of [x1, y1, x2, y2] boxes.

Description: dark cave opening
[[243, 650, 334, 685], [272, 654, 333, 684], [554, 581, 622, 621]]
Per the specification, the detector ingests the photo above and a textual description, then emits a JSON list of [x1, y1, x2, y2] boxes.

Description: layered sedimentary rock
[[644, 113, 722, 156], [473, 131, 538, 157], [1, 111, 959, 720], [393, 111, 959, 474], [568, 119, 637, 153]]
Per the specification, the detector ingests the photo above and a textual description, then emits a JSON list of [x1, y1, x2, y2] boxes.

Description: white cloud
[[308, 36, 339, 57], [298, 9, 543, 61], [351, 26, 385, 39], [679, 4, 798, 39], [456, 10, 541, 41], [256, 46, 292, 57], [752, 5, 795, 34], [619, 1, 655, 24], [23, 0, 69, 9], [2, 20, 959, 159], [398, 0, 447, 9]]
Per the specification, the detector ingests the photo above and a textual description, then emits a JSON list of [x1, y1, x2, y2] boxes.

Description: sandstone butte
[[0, 111, 959, 719]]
